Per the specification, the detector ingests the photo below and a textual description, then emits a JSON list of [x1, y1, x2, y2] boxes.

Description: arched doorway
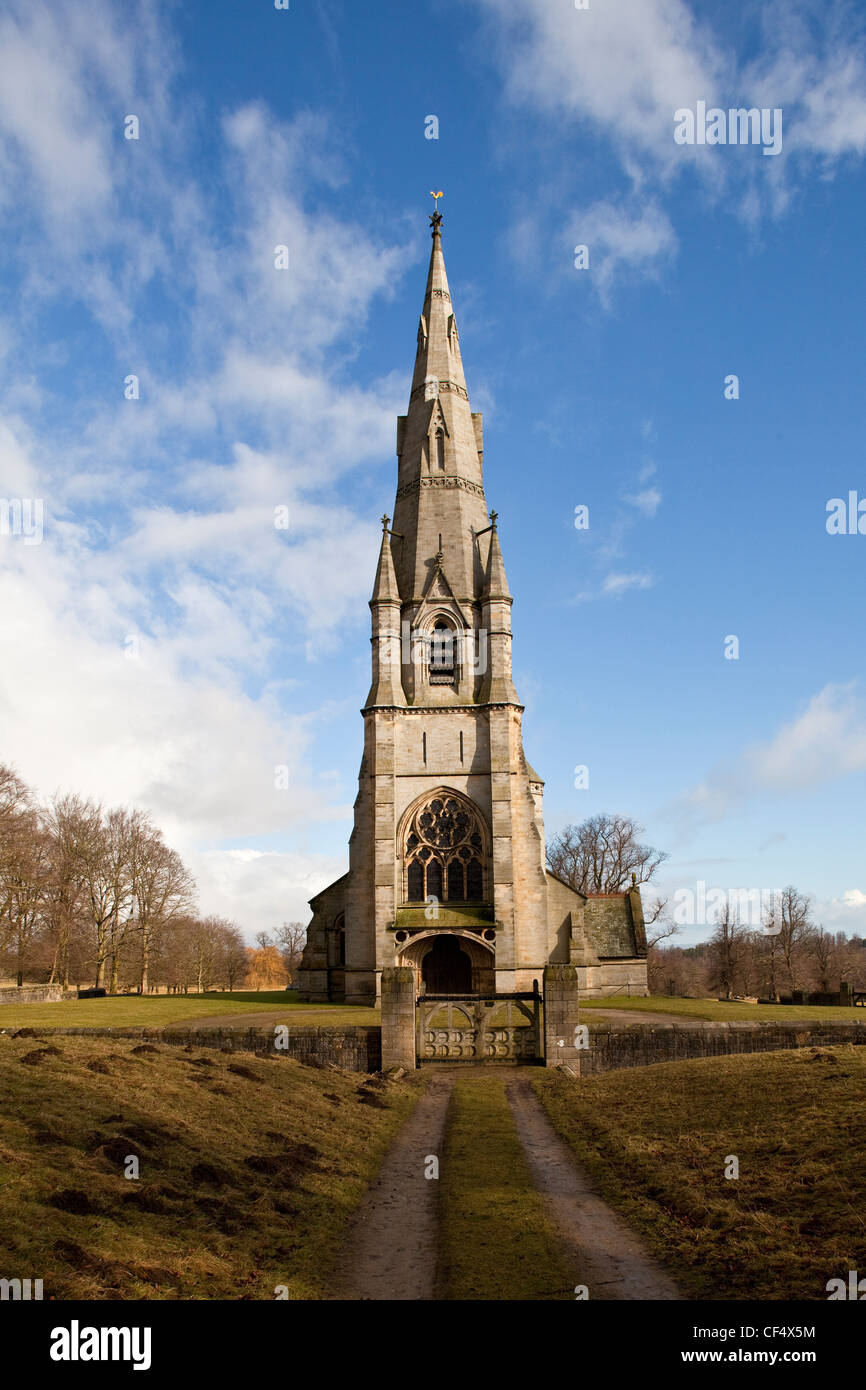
[[422, 934, 472, 994]]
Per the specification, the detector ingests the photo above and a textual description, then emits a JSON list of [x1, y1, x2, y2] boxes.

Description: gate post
[[381, 967, 418, 1071], [543, 965, 581, 1072]]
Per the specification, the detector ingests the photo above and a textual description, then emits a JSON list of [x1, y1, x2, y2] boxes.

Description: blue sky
[[0, 0, 864, 945]]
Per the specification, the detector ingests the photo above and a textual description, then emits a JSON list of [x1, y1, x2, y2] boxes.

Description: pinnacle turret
[[482, 514, 512, 602], [365, 517, 406, 708], [370, 515, 401, 605]]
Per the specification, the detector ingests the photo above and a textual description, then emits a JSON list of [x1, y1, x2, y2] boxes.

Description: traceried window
[[403, 793, 486, 904]]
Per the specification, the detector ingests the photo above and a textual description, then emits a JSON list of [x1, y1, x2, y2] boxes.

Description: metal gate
[[416, 988, 541, 1063]]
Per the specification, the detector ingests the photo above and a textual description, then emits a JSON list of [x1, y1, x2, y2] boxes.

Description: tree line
[[0, 763, 305, 993], [650, 899, 866, 999]]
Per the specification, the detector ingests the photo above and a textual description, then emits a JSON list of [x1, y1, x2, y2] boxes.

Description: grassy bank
[[436, 1073, 573, 1300], [533, 1047, 866, 1300], [0, 990, 378, 1030], [0, 1031, 419, 1299], [581, 994, 866, 1024]]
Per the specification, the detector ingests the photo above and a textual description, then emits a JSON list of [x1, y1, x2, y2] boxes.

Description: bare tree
[[274, 921, 306, 982], [0, 764, 37, 948], [774, 886, 814, 994], [547, 813, 670, 924], [133, 829, 195, 994], [70, 800, 136, 990], [4, 819, 50, 985], [43, 794, 89, 988], [812, 926, 835, 994], [707, 905, 746, 999], [217, 922, 248, 992], [645, 913, 679, 950]]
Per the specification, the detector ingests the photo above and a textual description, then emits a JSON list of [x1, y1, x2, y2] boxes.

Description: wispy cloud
[[602, 571, 656, 597], [667, 682, 866, 831], [624, 486, 662, 517], [474, 0, 866, 292]]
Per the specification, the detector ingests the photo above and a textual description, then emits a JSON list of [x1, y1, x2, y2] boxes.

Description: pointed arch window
[[403, 793, 487, 904], [327, 913, 345, 968], [435, 428, 445, 470]]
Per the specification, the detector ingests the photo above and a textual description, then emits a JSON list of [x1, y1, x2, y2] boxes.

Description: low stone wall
[[7, 1017, 865, 1076], [14, 1025, 382, 1072], [0, 985, 64, 1006], [582, 1020, 866, 1076]]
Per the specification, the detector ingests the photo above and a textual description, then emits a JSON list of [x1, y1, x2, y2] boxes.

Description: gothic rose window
[[403, 793, 486, 904]]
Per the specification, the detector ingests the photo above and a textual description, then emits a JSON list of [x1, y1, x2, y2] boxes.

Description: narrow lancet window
[[435, 428, 445, 470]]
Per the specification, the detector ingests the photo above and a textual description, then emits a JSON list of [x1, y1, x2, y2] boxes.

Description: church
[[297, 212, 648, 1007]]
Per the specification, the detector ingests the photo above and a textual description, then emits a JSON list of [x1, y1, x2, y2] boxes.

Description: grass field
[[436, 1074, 573, 1300], [533, 1046, 866, 1300], [0, 1030, 420, 1299], [581, 994, 866, 1023], [0, 990, 378, 1030]]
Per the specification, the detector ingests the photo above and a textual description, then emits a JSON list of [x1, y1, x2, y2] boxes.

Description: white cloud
[[475, 0, 725, 172], [190, 848, 348, 934], [602, 571, 655, 596], [475, 0, 866, 292], [669, 683, 866, 828], [0, 4, 422, 939], [624, 486, 662, 517], [572, 199, 677, 301], [752, 682, 866, 791]]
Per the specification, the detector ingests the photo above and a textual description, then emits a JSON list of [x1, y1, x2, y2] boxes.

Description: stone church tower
[[297, 213, 648, 1006]]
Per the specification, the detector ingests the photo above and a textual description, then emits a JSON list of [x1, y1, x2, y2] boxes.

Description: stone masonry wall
[[14, 1025, 382, 1071], [0, 985, 65, 1005], [583, 1021, 866, 1076]]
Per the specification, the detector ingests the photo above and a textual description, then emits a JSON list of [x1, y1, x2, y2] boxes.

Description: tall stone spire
[[391, 212, 490, 604]]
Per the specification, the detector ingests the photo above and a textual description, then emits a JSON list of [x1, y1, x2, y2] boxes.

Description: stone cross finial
[[381, 514, 391, 533], [489, 510, 499, 530]]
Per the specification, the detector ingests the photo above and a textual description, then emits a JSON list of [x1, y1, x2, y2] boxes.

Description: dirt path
[[329, 1070, 456, 1301], [330, 1065, 680, 1301], [506, 1076, 681, 1300]]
